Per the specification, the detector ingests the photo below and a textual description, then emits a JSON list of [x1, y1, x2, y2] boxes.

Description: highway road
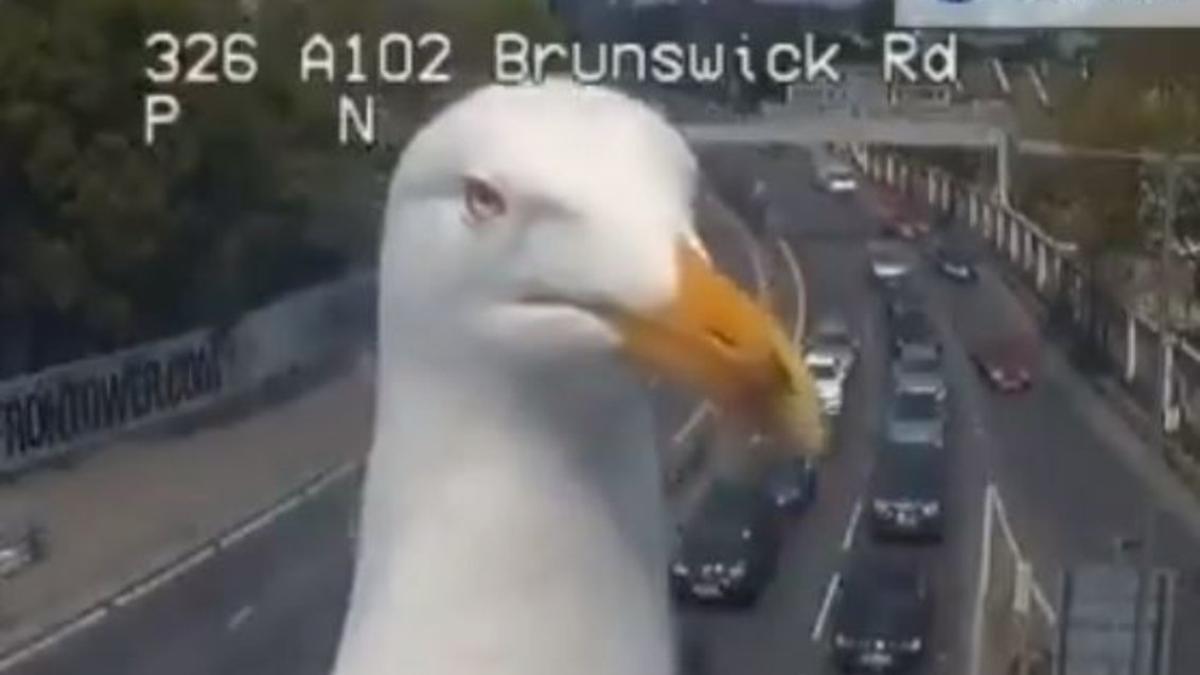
[[679, 147, 986, 675], [679, 145, 1200, 675]]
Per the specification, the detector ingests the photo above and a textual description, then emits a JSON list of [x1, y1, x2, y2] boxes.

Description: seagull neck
[[339, 347, 673, 675]]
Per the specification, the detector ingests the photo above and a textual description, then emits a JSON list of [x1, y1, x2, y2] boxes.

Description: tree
[[1029, 32, 1200, 356], [0, 0, 567, 375], [1051, 31, 1200, 256]]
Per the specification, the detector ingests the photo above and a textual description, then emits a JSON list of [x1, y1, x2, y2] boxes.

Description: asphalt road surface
[[678, 148, 986, 675], [677, 146, 1200, 675]]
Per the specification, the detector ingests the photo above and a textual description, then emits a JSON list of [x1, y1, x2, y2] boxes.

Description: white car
[[868, 243, 914, 286], [806, 317, 859, 376], [806, 352, 847, 417], [821, 165, 858, 193]]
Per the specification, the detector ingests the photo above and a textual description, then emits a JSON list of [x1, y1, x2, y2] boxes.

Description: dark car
[[868, 443, 946, 541], [933, 243, 978, 283], [972, 336, 1036, 393], [880, 194, 932, 241], [831, 555, 933, 673], [890, 308, 940, 360], [670, 481, 782, 607], [883, 279, 922, 323], [762, 457, 818, 514]]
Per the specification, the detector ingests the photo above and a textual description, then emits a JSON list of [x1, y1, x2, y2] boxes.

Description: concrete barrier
[[0, 271, 376, 477]]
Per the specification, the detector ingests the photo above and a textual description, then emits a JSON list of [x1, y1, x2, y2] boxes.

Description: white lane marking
[[671, 401, 712, 446], [227, 605, 255, 632], [774, 236, 806, 344], [842, 500, 863, 551], [219, 494, 304, 549], [811, 573, 841, 641], [1, 457, 364, 671], [0, 608, 108, 673], [112, 547, 216, 609]]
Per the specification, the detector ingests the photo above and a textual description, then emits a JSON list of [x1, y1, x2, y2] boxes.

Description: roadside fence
[[848, 145, 1200, 491]]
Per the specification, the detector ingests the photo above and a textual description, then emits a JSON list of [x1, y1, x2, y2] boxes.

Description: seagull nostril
[[707, 329, 737, 350]]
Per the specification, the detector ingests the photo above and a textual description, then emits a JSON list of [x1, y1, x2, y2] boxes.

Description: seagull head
[[380, 80, 826, 455]]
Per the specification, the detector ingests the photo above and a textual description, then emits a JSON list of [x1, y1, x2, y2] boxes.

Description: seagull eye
[[463, 176, 506, 224]]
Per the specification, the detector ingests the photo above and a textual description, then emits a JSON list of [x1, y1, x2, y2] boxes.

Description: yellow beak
[[612, 244, 826, 456]]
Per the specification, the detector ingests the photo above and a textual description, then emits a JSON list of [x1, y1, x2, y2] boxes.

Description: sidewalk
[[0, 361, 374, 655]]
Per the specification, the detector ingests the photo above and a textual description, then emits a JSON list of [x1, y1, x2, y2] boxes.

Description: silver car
[[884, 390, 946, 448], [806, 317, 859, 376], [891, 344, 946, 400]]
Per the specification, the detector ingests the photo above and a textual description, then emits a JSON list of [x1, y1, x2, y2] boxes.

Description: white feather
[[331, 81, 700, 675]]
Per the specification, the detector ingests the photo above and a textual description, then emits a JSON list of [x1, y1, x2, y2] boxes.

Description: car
[[882, 278, 922, 322], [884, 388, 946, 448], [889, 308, 940, 359], [884, 195, 933, 241], [933, 242, 978, 283], [972, 336, 1036, 392], [762, 457, 818, 514], [811, 149, 858, 194], [670, 480, 782, 607], [830, 555, 933, 673], [816, 163, 858, 194], [807, 352, 847, 416], [0, 520, 44, 579], [869, 244, 913, 288], [868, 443, 946, 541], [891, 343, 946, 400], [806, 317, 860, 376], [878, 193, 930, 241]]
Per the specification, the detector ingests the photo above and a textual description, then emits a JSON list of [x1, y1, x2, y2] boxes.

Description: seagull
[[331, 79, 826, 675]]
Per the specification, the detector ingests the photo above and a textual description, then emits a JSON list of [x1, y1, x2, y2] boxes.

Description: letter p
[[144, 93, 180, 146]]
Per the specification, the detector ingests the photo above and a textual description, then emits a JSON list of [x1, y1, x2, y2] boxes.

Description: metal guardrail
[[851, 147, 1200, 447]]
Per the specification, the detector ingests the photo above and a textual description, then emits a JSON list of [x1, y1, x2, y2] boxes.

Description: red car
[[972, 337, 1037, 392], [876, 188, 931, 240]]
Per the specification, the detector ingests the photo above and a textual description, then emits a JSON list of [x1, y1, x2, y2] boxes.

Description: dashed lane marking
[[811, 573, 841, 642], [227, 605, 254, 632], [842, 500, 863, 552]]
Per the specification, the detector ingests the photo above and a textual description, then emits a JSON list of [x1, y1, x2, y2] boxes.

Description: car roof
[[873, 448, 945, 495], [813, 315, 850, 332], [700, 480, 766, 516]]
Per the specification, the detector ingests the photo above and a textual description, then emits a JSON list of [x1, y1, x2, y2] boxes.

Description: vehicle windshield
[[893, 392, 940, 420], [813, 325, 851, 346], [810, 362, 838, 380]]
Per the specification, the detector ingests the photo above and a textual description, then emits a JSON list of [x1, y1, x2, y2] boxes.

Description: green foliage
[[0, 0, 566, 372], [1039, 31, 1200, 256]]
